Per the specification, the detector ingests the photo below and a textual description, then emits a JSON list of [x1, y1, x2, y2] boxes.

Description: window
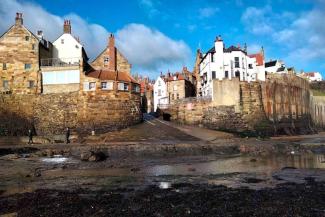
[[211, 53, 214, 62], [118, 82, 129, 91], [104, 57, 109, 65], [25, 36, 29, 41], [32, 44, 35, 50], [158, 81, 161, 86], [177, 93, 179, 99], [89, 82, 96, 90], [235, 71, 240, 78], [3, 63, 7, 70], [234, 57, 240, 68], [172, 94, 174, 100], [61, 39, 64, 44], [28, 80, 35, 88], [3, 80, 9, 89], [132, 84, 140, 93], [242, 58, 245, 69], [225, 71, 229, 78], [212, 71, 216, 79], [24, 64, 31, 70], [158, 89, 161, 96], [173, 85, 178, 91], [101, 81, 113, 90]]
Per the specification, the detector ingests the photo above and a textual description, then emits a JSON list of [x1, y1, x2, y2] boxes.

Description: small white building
[[265, 60, 288, 74], [40, 20, 88, 93], [153, 76, 168, 112], [301, 72, 323, 82], [199, 36, 265, 97]]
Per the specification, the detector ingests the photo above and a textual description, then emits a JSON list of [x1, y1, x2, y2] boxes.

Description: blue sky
[[1, 0, 324, 78]]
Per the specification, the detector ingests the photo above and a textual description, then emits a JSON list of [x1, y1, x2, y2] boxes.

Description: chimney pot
[[15, 12, 23, 26], [63, 20, 71, 34]]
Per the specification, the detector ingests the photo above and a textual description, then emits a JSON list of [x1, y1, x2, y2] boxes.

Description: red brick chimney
[[15, 12, 23, 26], [63, 20, 71, 34], [108, 34, 116, 71]]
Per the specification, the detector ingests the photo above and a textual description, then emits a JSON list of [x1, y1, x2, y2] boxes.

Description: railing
[[40, 57, 81, 67]]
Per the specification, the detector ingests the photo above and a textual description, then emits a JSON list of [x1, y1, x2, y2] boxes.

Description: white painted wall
[[154, 76, 168, 112], [42, 69, 80, 84], [308, 72, 323, 82], [199, 41, 262, 97], [53, 33, 83, 62]]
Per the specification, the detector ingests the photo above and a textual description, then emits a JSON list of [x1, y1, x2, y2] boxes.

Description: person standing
[[65, 127, 70, 144], [28, 129, 33, 144]]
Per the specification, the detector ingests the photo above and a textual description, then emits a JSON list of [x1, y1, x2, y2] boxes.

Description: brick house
[[0, 13, 53, 94], [154, 67, 196, 111], [83, 34, 140, 95]]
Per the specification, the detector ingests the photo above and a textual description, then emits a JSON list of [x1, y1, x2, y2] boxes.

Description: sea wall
[[0, 92, 142, 136], [161, 75, 314, 135]]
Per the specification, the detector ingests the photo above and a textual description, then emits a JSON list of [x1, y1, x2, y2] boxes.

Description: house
[[165, 67, 196, 104], [199, 35, 265, 97], [91, 34, 131, 74], [299, 72, 323, 82], [40, 20, 89, 93], [0, 13, 53, 94], [265, 60, 288, 74], [138, 77, 154, 113], [154, 75, 168, 111], [154, 67, 196, 111], [82, 34, 140, 95]]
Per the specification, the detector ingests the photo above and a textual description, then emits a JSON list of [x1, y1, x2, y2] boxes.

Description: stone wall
[[161, 74, 314, 136], [0, 92, 142, 136], [310, 95, 325, 129]]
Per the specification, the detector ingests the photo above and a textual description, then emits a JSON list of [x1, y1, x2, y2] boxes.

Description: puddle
[[143, 154, 325, 176], [158, 182, 171, 189], [41, 155, 69, 163]]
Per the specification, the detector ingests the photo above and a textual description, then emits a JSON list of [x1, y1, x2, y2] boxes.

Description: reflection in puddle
[[144, 154, 325, 177], [159, 182, 171, 189], [41, 155, 68, 163]]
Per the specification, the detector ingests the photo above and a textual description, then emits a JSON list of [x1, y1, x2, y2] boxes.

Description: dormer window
[[104, 57, 109, 65], [75, 45, 79, 49]]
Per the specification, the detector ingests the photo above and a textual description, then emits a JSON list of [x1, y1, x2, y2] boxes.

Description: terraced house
[[0, 13, 142, 136], [0, 13, 53, 94]]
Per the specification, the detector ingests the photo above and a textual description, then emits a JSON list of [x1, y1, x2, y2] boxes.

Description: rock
[[34, 170, 41, 177], [250, 158, 257, 162], [131, 167, 140, 172], [81, 151, 107, 162], [7, 154, 20, 160], [188, 167, 196, 172], [80, 151, 92, 161]]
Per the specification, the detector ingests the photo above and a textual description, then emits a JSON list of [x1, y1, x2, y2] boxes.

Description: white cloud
[[139, 0, 160, 18], [0, 0, 109, 60], [115, 24, 191, 73], [0, 0, 191, 76], [241, 6, 274, 35], [199, 7, 219, 18]]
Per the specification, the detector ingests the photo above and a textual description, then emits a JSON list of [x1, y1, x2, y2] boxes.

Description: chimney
[[182, 66, 187, 72], [108, 34, 116, 71], [215, 35, 222, 42], [37, 30, 43, 40], [63, 20, 71, 34], [15, 12, 23, 26]]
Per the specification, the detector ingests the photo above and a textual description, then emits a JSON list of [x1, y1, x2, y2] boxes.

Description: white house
[[154, 76, 168, 111], [301, 72, 323, 82], [199, 36, 265, 97], [40, 20, 89, 93], [265, 60, 288, 74]]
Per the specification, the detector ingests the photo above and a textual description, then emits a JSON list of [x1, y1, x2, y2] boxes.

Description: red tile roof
[[248, 53, 264, 66], [86, 70, 139, 83]]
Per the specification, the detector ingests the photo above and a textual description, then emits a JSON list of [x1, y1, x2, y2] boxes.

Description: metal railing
[[40, 57, 81, 67]]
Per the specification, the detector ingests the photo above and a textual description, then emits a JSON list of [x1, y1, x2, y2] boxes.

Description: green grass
[[311, 89, 325, 96]]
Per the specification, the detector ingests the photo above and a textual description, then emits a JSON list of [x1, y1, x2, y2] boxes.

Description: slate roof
[[265, 60, 277, 68]]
